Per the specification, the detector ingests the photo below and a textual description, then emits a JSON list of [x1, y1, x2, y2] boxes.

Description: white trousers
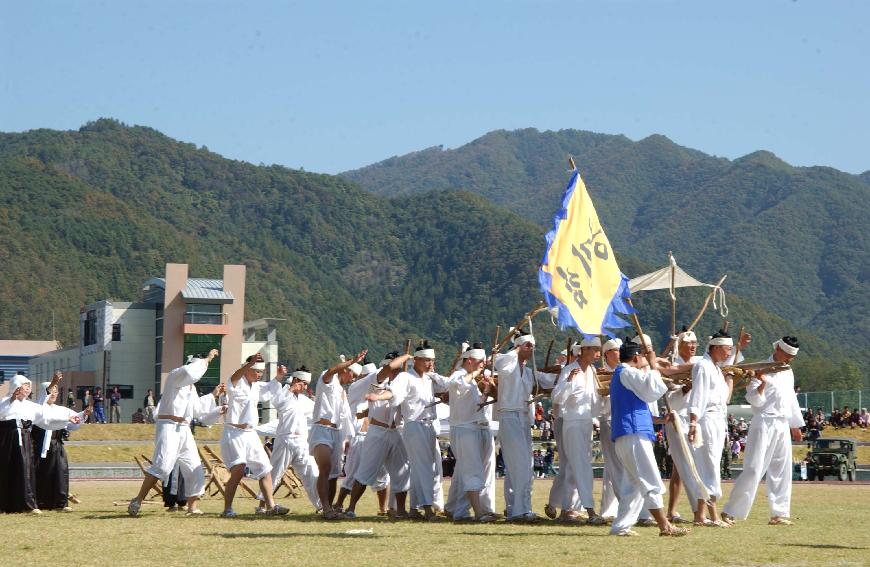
[[447, 425, 495, 518], [499, 410, 534, 518], [269, 435, 320, 510], [354, 425, 410, 493], [342, 432, 389, 492], [664, 418, 700, 512], [147, 420, 205, 497], [598, 420, 619, 517], [689, 411, 726, 499], [220, 427, 271, 480], [547, 417, 581, 511], [402, 421, 442, 509], [723, 417, 793, 519], [561, 419, 596, 510], [308, 424, 344, 479], [610, 434, 665, 534]]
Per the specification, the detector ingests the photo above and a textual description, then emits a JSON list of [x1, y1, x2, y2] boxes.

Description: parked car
[[806, 438, 857, 481]]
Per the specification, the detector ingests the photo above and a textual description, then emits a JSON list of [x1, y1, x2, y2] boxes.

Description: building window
[[112, 323, 122, 342], [184, 303, 224, 325], [83, 310, 97, 346]]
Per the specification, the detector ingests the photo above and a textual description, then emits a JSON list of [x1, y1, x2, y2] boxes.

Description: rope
[[529, 316, 539, 393], [711, 285, 729, 318]]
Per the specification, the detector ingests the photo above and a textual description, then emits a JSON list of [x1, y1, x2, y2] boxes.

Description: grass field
[[2, 479, 867, 566]]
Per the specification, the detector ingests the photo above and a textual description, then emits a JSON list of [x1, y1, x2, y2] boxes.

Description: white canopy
[[629, 263, 711, 292]]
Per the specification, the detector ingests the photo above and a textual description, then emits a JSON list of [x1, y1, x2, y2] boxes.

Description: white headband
[[774, 340, 799, 356], [559, 349, 567, 356], [360, 363, 377, 376], [291, 370, 312, 383], [514, 335, 535, 347], [10, 374, 31, 390], [251, 362, 266, 371], [602, 338, 622, 352], [379, 358, 392, 368], [708, 337, 734, 347], [414, 349, 435, 359], [348, 363, 363, 376], [462, 348, 486, 360], [680, 331, 697, 343], [580, 337, 602, 348], [631, 334, 652, 347]]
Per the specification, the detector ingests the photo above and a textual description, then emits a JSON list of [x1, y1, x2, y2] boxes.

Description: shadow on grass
[[460, 530, 609, 537], [780, 543, 868, 551], [216, 532, 384, 539]]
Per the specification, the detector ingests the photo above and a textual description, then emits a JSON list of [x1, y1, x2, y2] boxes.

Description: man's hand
[[213, 383, 226, 398], [69, 414, 82, 424], [276, 365, 288, 382], [218, 405, 228, 416], [566, 368, 582, 382], [688, 422, 698, 443], [248, 353, 264, 365], [207, 349, 220, 362], [790, 427, 802, 442], [352, 349, 368, 363], [739, 332, 752, 349]]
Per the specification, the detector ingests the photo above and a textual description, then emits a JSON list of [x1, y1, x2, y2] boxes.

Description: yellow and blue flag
[[538, 169, 632, 337]]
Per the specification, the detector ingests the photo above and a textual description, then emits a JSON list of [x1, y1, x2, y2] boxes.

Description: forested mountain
[[342, 129, 870, 359], [0, 120, 862, 389]]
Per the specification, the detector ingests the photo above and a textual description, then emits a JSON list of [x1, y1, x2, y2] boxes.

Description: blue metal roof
[[181, 278, 234, 304]]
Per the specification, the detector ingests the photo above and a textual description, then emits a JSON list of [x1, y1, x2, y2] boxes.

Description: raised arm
[[322, 349, 368, 384]]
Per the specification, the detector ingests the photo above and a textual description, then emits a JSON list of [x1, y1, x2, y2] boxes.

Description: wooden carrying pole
[[494, 302, 548, 352]]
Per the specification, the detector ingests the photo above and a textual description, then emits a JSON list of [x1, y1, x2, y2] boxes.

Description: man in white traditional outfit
[[445, 342, 497, 522], [256, 364, 321, 513], [309, 349, 368, 520], [344, 351, 414, 519], [608, 341, 689, 537], [128, 350, 226, 516], [394, 341, 449, 520], [663, 329, 703, 524], [494, 328, 559, 522], [334, 360, 390, 516], [545, 345, 582, 523], [722, 336, 804, 526], [552, 337, 608, 525], [596, 338, 622, 520], [686, 330, 733, 527], [220, 353, 289, 517], [1, 373, 81, 514]]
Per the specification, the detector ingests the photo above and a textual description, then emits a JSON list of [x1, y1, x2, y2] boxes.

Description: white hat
[[360, 363, 377, 376], [10, 374, 31, 391], [602, 338, 622, 352], [291, 370, 312, 383], [680, 330, 698, 343], [348, 363, 363, 376], [708, 336, 733, 347], [37, 381, 55, 405], [414, 341, 435, 359], [580, 337, 602, 348], [251, 362, 266, 371]]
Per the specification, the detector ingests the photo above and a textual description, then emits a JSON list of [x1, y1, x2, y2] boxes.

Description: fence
[[799, 389, 870, 416]]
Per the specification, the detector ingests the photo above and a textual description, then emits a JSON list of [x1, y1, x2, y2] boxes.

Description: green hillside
[[341, 129, 870, 353], [0, 120, 861, 390]]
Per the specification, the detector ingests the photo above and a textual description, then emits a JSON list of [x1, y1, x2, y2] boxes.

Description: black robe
[[31, 426, 70, 510], [0, 419, 38, 513]]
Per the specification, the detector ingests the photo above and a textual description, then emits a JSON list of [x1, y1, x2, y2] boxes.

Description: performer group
[[0, 324, 806, 537]]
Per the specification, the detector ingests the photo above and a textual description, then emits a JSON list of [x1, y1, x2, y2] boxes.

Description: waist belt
[[369, 418, 397, 429], [156, 414, 189, 424], [317, 418, 338, 428], [227, 423, 252, 429]]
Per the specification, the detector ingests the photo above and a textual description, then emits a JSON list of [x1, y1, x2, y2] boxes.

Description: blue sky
[[2, 1, 868, 174]]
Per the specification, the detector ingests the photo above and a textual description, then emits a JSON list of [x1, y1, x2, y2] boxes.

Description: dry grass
[[72, 423, 222, 441], [1, 479, 867, 567]]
